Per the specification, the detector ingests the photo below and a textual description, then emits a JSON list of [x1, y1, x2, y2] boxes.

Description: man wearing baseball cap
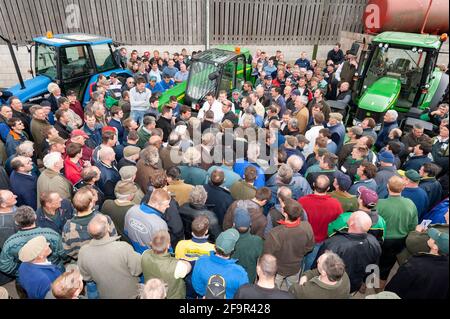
[[17, 236, 62, 299], [192, 229, 249, 299], [67, 129, 93, 162], [386, 228, 448, 299], [328, 186, 386, 245], [401, 169, 430, 222], [374, 150, 400, 194]]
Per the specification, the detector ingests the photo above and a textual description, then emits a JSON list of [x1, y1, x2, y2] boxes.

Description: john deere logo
[[366, 112, 371, 116]]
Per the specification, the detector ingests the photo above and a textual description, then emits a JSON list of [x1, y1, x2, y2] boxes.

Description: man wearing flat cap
[[17, 236, 62, 299], [401, 170, 430, 222], [117, 145, 141, 170]]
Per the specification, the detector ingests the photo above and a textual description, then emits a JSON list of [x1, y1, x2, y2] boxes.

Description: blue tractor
[[0, 32, 131, 106]]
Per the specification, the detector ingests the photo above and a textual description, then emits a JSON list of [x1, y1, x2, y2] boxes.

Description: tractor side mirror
[[208, 71, 220, 81]]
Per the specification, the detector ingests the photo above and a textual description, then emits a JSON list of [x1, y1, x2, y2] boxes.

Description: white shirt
[[197, 99, 224, 123], [304, 125, 323, 158]]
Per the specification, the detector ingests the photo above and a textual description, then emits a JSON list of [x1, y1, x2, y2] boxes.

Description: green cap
[[405, 169, 421, 183], [428, 228, 449, 255], [215, 229, 239, 254]]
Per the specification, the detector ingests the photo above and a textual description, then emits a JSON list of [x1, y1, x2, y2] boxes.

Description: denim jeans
[[303, 243, 323, 271], [130, 110, 147, 125]]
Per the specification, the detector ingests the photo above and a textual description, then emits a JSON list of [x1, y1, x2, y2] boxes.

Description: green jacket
[[137, 127, 151, 149], [288, 268, 351, 299], [230, 180, 257, 201], [329, 191, 359, 213], [232, 231, 264, 284], [377, 196, 418, 240], [142, 250, 186, 299], [328, 211, 387, 244], [0, 227, 66, 276]]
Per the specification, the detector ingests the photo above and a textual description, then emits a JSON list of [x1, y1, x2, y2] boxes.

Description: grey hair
[[87, 213, 109, 240], [320, 251, 346, 282], [277, 186, 292, 199], [16, 141, 34, 156], [139, 279, 168, 299], [288, 118, 299, 129], [141, 146, 160, 166], [98, 146, 115, 161], [92, 91, 103, 101], [287, 155, 304, 173], [189, 185, 208, 206], [242, 114, 256, 127], [386, 110, 398, 121]]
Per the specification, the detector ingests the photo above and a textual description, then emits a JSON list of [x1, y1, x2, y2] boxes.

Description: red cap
[[71, 129, 89, 138], [102, 126, 117, 134]]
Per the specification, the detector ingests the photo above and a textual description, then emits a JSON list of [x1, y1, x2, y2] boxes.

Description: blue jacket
[[295, 58, 311, 69], [5, 133, 28, 158], [36, 199, 74, 234], [192, 253, 249, 299], [402, 155, 432, 172], [402, 187, 430, 222], [95, 161, 121, 200], [9, 171, 38, 210], [108, 119, 125, 144], [421, 198, 449, 224], [375, 121, 398, 150], [18, 262, 62, 299], [327, 123, 346, 152], [82, 124, 102, 149], [153, 80, 175, 94], [233, 160, 266, 189], [0, 122, 10, 142]]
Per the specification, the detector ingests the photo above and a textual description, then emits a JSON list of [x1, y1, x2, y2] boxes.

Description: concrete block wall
[[0, 43, 338, 89], [1, 37, 447, 89]]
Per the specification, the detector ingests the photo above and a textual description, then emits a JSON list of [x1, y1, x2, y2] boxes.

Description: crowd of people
[[0, 43, 448, 300]]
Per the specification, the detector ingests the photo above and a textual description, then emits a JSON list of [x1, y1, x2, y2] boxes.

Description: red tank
[[363, 0, 449, 34]]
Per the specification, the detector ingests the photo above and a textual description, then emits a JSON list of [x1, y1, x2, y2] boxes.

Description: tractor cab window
[[363, 45, 427, 108], [91, 43, 116, 72], [219, 60, 236, 93], [60, 45, 93, 80], [235, 56, 246, 91], [185, 61, 219, 103], [36, 44, 57, 79]]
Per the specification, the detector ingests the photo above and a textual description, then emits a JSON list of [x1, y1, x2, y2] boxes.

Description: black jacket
[[156, 116, 173, 143], [54, 121, 71, 140], [222, 111, 238, 126], [203, 182, 234, 227], [178, 203, 222, 242], [313, 232, 382, 293], [386, 254, 449, 299], [419, 178, 443, 211]]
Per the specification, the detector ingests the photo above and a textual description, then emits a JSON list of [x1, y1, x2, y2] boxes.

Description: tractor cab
[[5, 33, 131, 105], [353, 32, 448, 130], [183, 46, 253, 109]]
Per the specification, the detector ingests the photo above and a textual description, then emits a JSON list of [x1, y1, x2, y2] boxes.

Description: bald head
[[88, 214, 109, 240], [347, 211, 372, 234], [287, 155, 304, 173], [314, 175, 330, 194]]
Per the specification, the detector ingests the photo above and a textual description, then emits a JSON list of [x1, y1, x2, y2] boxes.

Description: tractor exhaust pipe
[[0, 35, 26, 90]]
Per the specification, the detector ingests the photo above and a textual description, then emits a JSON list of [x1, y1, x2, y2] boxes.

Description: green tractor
[[351, 32, 449, 132], [159, 45, 253, 110]]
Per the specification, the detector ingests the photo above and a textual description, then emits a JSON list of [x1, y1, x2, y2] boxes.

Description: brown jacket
[[159, 145, 183, 170], [167, 180, 194, 207], [223, 200, 267, 238], [31, 118, 51, 159], [264, 220, 315, 276], [135, 159, 163, 192], [295, 107, 309, 135]]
